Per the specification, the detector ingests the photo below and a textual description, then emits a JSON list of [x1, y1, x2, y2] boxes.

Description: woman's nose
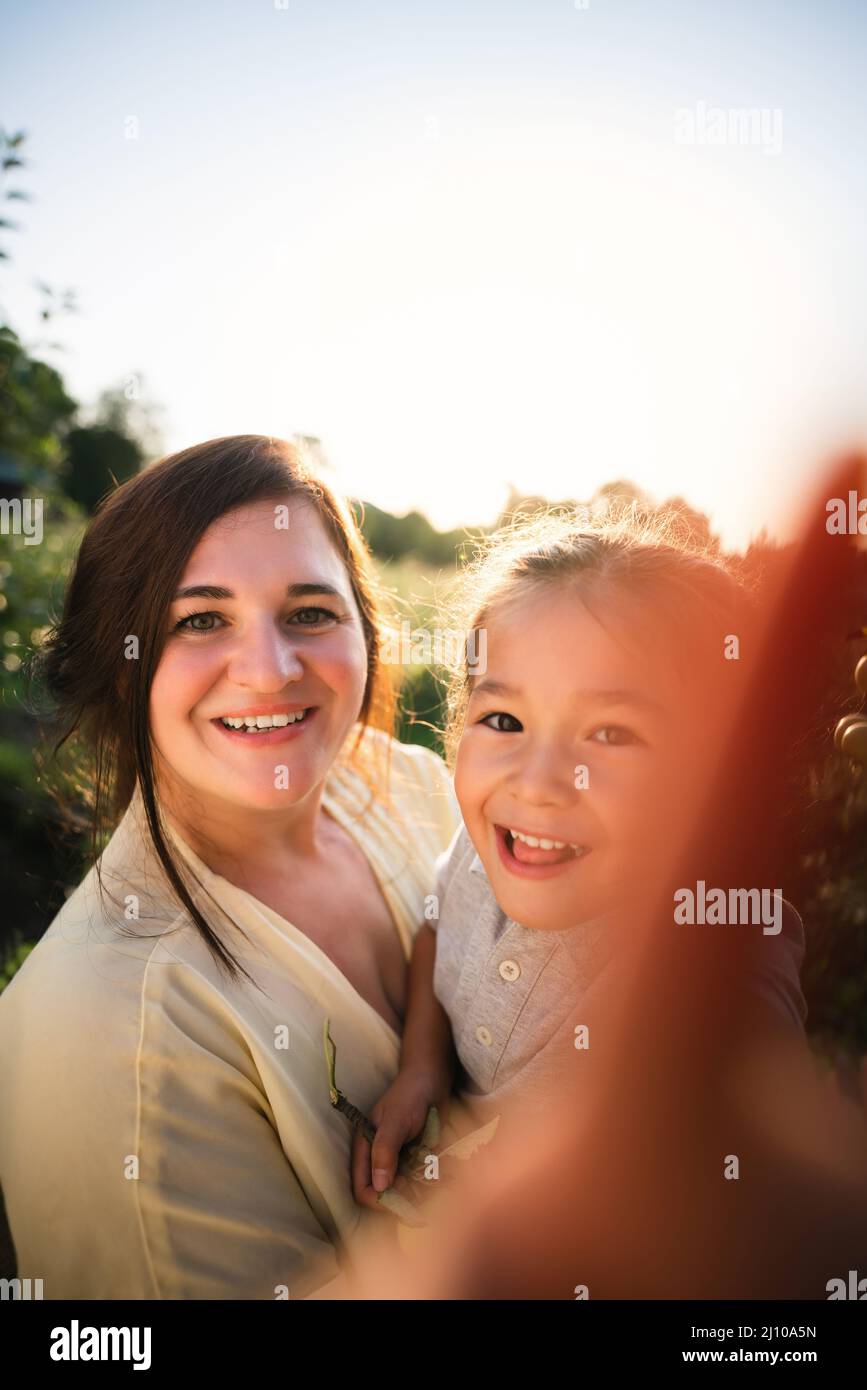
[[226, 617, 305, 689]]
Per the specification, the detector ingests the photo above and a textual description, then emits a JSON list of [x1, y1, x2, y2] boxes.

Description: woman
[[0, 435, 459, 1299]]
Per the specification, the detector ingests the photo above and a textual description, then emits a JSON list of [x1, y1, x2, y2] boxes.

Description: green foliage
[[0, 493, 86, 707], [0, 325, 77, 481], [355, 499, 473, 568], [0, 933, 34, 992], [396, 663, 447, 754], [789, 564, 867, 1061], [797, 762, 867, 1060], [63, 426, 143, 514], [0, 127, 29, 268]]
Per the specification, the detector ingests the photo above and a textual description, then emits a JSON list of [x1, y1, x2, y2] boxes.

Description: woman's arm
[[137, 964, 347, 1300]]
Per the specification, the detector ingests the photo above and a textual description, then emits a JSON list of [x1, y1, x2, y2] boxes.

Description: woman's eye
[[590, 725, 639, 746], [480, 711, 523, 733], [173, 606, 341, 635], [174, 610, 222, 634], [290, 606, 340, 626]]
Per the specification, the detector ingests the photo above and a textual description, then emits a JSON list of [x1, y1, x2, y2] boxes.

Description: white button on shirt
[[430, 826, 808, 1118], [431, 831, 616, 1106]]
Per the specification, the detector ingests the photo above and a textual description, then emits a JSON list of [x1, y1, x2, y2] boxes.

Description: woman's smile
[[149, 495, 370, 818], [207, 703, 319, 746]]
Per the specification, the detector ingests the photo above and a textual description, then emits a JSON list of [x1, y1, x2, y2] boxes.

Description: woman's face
[[149, 497, 369, 817]]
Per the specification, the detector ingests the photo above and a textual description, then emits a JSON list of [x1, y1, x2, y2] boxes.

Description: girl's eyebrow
[[470, 679, 664, 713], [470, 678, 520, 698], [171, 580, 345, 602], [577, 687, 665, 712]]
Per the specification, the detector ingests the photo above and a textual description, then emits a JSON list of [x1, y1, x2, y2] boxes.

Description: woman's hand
[[351, 1066, 451, 1213]]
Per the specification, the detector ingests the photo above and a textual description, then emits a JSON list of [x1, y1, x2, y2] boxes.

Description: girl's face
[[149, 497, 369, 818], [454, 584, 709, 932]]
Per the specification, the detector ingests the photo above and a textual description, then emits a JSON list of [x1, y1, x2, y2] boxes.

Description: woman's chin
[[217, 775, 319, 813], [178, 759, 320, 815]]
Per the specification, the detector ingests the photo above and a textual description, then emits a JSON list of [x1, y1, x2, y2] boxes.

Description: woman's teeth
[[219, 710, 308, 731]]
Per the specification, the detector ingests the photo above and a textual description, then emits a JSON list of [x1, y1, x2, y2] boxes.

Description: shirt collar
[[465, 842, 620, 965]]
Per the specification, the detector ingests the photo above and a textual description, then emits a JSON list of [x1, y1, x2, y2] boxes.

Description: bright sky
[[3, 0, 867, 547]]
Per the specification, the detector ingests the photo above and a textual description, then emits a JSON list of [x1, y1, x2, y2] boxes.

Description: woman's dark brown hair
[[32, 434, 397, 984]]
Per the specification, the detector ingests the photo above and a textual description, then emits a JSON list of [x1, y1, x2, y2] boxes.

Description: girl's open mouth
[[494, 824, 589, 879], [210, 706, 317, 746]]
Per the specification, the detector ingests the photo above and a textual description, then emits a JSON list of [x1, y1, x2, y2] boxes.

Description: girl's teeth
[[508, 828, 579, 852]]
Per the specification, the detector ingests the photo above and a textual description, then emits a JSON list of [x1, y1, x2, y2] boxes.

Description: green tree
[[0, 127, 28, 269], [0, 324, 77, 483], [62, 426, 143, 514]]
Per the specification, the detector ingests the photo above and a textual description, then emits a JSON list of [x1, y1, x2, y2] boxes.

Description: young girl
[[351, 505, 808, 1209]]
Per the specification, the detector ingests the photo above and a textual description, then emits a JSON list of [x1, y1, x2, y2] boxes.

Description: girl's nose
[[226, 617, 305, 689], [512, 743, 576, 807]]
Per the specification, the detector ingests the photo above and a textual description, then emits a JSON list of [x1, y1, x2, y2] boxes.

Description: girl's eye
[[590, 725, 640, 746], [480, 711, 523, 733]]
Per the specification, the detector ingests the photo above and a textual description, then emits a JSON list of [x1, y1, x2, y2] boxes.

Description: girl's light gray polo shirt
[[430, 827, 808, 1118]]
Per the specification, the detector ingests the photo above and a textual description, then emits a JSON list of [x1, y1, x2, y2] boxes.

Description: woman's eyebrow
[[171, 581, 346, 602]]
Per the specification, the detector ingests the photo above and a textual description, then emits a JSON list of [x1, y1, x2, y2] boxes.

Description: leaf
[[399, 1105, 443, 1176], [322, 1017, 338, 1101], [437, 1114, 501, 1161], [377, 1188, 427, 1228], [420, 1104, 441, 1150]]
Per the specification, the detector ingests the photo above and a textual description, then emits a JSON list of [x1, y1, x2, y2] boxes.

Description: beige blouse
[[0, 728, 459, 1299]]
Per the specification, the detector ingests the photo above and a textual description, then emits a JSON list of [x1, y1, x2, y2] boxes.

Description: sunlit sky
[[3, 0, 867, 547]]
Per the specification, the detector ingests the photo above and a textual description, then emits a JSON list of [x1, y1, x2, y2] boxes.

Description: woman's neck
[[155, 775, 330, 884]]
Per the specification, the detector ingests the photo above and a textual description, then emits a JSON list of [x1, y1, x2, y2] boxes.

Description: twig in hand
[[323, 1017, 429, 1227]]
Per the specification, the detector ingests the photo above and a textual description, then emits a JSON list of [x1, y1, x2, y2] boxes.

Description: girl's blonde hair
[[442, 500, 753, 767]]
